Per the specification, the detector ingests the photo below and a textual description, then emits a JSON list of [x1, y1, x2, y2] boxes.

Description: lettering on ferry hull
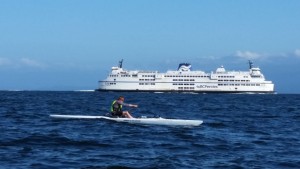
[[196, 85, 218, 89]]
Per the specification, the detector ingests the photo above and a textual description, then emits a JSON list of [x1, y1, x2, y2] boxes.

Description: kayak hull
[[50, 114, 203, 126]]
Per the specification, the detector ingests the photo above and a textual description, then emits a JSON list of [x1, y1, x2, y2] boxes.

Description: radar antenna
[[118, 59, 123, 68], [248, 60, 253, 69]]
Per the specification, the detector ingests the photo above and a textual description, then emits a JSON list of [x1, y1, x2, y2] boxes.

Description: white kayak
[[50, 114, 203, 126]]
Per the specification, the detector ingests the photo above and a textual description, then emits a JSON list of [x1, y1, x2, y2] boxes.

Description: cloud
[[0, 57, 11, 66], [0, 57, 47, 69], [294, 49, 300, 57], [235, 51, 265, 60], [20, 58, 46, 68]]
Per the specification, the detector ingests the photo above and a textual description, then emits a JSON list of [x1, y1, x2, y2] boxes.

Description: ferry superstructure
[[97, 60, 274, 93]]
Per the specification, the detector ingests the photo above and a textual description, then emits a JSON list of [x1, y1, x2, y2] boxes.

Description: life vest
[[111, 100, 122, 112]]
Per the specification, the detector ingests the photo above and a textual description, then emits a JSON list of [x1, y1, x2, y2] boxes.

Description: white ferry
[[96, 60, 274, 93]]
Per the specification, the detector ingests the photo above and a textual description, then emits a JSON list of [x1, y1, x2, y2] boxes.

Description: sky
[[0, 0, 300, 93]]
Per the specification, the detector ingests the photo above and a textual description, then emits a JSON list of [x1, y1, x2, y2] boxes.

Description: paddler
[[110, 96, 138, 118]]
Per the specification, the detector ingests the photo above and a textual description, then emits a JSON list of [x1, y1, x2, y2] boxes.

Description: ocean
[[0, 91, 299, 169]]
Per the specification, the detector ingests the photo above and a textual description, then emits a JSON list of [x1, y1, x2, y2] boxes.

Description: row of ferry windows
[[139, 83, 155, 85], [110, 75, 209, 78], [178, 87, 195, 90], [110, 74, 252, 80], [110, 75, 252, 81], [217, 76, 235, 78], [219, 80, 250, 82], [110, 82, 260, 87], [173, 79, 195, 81], [110, 75, 131, 77], [165, 75, 209, 78], [139, 79, 155, 81], [110, 75, 154, 78], [173, 83, 195, 86], [173, 83, 260, 86], [142, 75, 155, 77]]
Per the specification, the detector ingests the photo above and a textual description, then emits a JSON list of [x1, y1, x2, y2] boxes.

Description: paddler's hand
[[130, 104, 138, 108]]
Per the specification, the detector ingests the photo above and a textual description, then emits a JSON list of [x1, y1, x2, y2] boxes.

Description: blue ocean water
[[0, 91, 299, 169]]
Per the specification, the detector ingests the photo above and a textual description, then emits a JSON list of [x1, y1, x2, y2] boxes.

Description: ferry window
[[256, 84, 260, 86]]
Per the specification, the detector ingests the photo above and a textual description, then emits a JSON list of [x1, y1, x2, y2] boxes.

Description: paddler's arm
[[117, 100, 138, 108]]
